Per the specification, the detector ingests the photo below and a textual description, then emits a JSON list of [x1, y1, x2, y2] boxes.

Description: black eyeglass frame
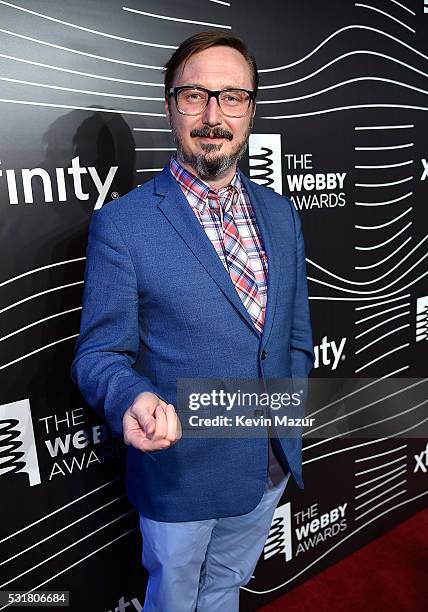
[[167, 86, 256, 117]]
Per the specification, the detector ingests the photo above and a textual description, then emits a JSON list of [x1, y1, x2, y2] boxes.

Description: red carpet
[[259, 507, 427, 612]]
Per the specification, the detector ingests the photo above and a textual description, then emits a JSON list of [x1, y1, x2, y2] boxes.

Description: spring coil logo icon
[[0, 418, 26, 475], [416, 297, 428, 342], [249, 134, 283, 194], [0, 399, 41, 486], [263, 501, 292, 561], [249, 147, 275, 189]]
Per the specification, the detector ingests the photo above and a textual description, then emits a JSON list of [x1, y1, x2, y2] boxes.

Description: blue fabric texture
[[71, 165, 314, 521]]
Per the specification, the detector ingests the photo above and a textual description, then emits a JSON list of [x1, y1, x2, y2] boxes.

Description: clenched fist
[[123, 391, 182, 452]]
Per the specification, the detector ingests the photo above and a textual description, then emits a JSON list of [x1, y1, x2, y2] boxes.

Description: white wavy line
[[308, 368, 409, 423], [260, 105, 428, 120], [0, 258, 85, 287], [308, 232, 426, 285], [0, 281, 84, 314], [355, 142, 414, 150], [355, 221, 411, 250], [242, 491, 428, 594], [304, 406, 422, 456], [259, 24, 428, 72], [0, 307, 82, 342], [0, 510, 135, 589], [0, 52, 164, 86], [355, 3, 415, 34], [0, 98, 166, 117], [355, 343, 410, 373], [0, 334, 79, 371], [258, 77, 428, 105], [355, 124, 414, 129], [0, 478, 119, 544], [355, 207, 412, 229], [311, 239, 428, 294], [356, 324, 410, 354], [260, 51, 428, 90], [355, 294, 410, 311], [0, 1, 177, 49], [355, 177, 413, 188], [355, 191, 412, 206], [355, 444, 407, 462], [0, 28, 164, 70], [0, 528, 138, 611], [0, 494, 127, 566], [135, 147, 175, 151], [309, 268, 428, 301], [313, 395, 425, 442], [355, 464, 407, 488], [0, 76, 165, 100], [133, 128, 171, 132], [306, 379, 424, 436], [355, 489, 407, 520], [356, 311, 411, 339], [356, 302, 410, 324], [355, 160, 413, 169], [258, 25, 428, 73], [136, 168, 164, 172], [355, 237, 412, 269], [122, 6, 231, 29], [387, 0, 416, 16], [355, 469, 407, 497], [355, 479, 407, 510], [208, 0, 231, 5]]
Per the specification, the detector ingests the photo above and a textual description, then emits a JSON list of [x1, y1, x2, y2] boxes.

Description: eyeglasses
[[167, 86, 256, 118]]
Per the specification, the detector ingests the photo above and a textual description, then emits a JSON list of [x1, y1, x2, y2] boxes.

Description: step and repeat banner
[[0, 1, 427, 610]]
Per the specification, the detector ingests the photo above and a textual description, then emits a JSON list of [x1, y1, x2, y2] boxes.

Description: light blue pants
[[139, 442, 290, 612]]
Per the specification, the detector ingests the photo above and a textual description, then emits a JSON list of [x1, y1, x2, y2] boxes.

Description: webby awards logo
[[0, 399, 123, 486], [263, 500, 348, 563]]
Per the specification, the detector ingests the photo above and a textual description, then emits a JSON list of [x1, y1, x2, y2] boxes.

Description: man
[[71, 31, 314, 612]]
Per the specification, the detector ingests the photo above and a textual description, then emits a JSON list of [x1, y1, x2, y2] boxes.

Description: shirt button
[[261, 350, 267, 360]]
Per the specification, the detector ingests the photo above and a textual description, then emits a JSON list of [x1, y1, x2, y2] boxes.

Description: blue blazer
[[71, 165, 314, 521]]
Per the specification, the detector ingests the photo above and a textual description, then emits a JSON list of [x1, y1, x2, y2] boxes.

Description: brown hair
[[164, 31, 259, 97]]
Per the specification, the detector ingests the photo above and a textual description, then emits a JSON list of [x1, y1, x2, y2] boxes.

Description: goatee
[[171, 124, 252, 180]]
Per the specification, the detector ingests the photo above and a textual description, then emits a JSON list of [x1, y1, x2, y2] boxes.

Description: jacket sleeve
[[71, 208, 162, 438], [288, 199, 315, 378]]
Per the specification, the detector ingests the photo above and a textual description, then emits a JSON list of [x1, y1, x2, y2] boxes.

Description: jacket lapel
[[154, 167, 257, 333], [240, 174, 282, 350], [154, 165, 281, 343]]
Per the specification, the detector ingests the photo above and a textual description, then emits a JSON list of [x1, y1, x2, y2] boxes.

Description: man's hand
[[123, 392, 182, 452]]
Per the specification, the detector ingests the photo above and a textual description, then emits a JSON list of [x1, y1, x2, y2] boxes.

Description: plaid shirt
[[169, 156, 268, 328]]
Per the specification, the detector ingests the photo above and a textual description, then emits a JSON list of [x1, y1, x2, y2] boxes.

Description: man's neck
[[176, 158, 237, 192]]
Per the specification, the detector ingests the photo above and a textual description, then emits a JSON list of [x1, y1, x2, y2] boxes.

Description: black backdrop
[[0, 1, 427, 610]]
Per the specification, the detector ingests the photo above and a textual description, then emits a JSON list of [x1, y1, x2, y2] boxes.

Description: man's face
[[164, 46, 256, 181]]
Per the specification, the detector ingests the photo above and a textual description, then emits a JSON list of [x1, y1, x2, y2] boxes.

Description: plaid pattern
[[169, 156, 268, 333]]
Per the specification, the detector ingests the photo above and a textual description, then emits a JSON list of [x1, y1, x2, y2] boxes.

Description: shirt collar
[[169, 156, 243, 214]]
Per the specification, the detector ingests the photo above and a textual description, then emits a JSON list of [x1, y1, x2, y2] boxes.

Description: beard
[[171, 122, 252, 180]]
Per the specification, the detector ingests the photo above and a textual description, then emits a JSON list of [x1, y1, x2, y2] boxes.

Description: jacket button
[[261, 350, 267, 360]]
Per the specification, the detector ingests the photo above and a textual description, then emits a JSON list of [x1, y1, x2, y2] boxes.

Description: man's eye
[[222, 94, 241, 104], [186, 92, 204, 101]]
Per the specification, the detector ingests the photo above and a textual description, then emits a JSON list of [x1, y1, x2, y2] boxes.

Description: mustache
[[190, 127, 233, 141]]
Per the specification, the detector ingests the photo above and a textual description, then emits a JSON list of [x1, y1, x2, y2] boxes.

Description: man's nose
[[201, 96, 222, 126]]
